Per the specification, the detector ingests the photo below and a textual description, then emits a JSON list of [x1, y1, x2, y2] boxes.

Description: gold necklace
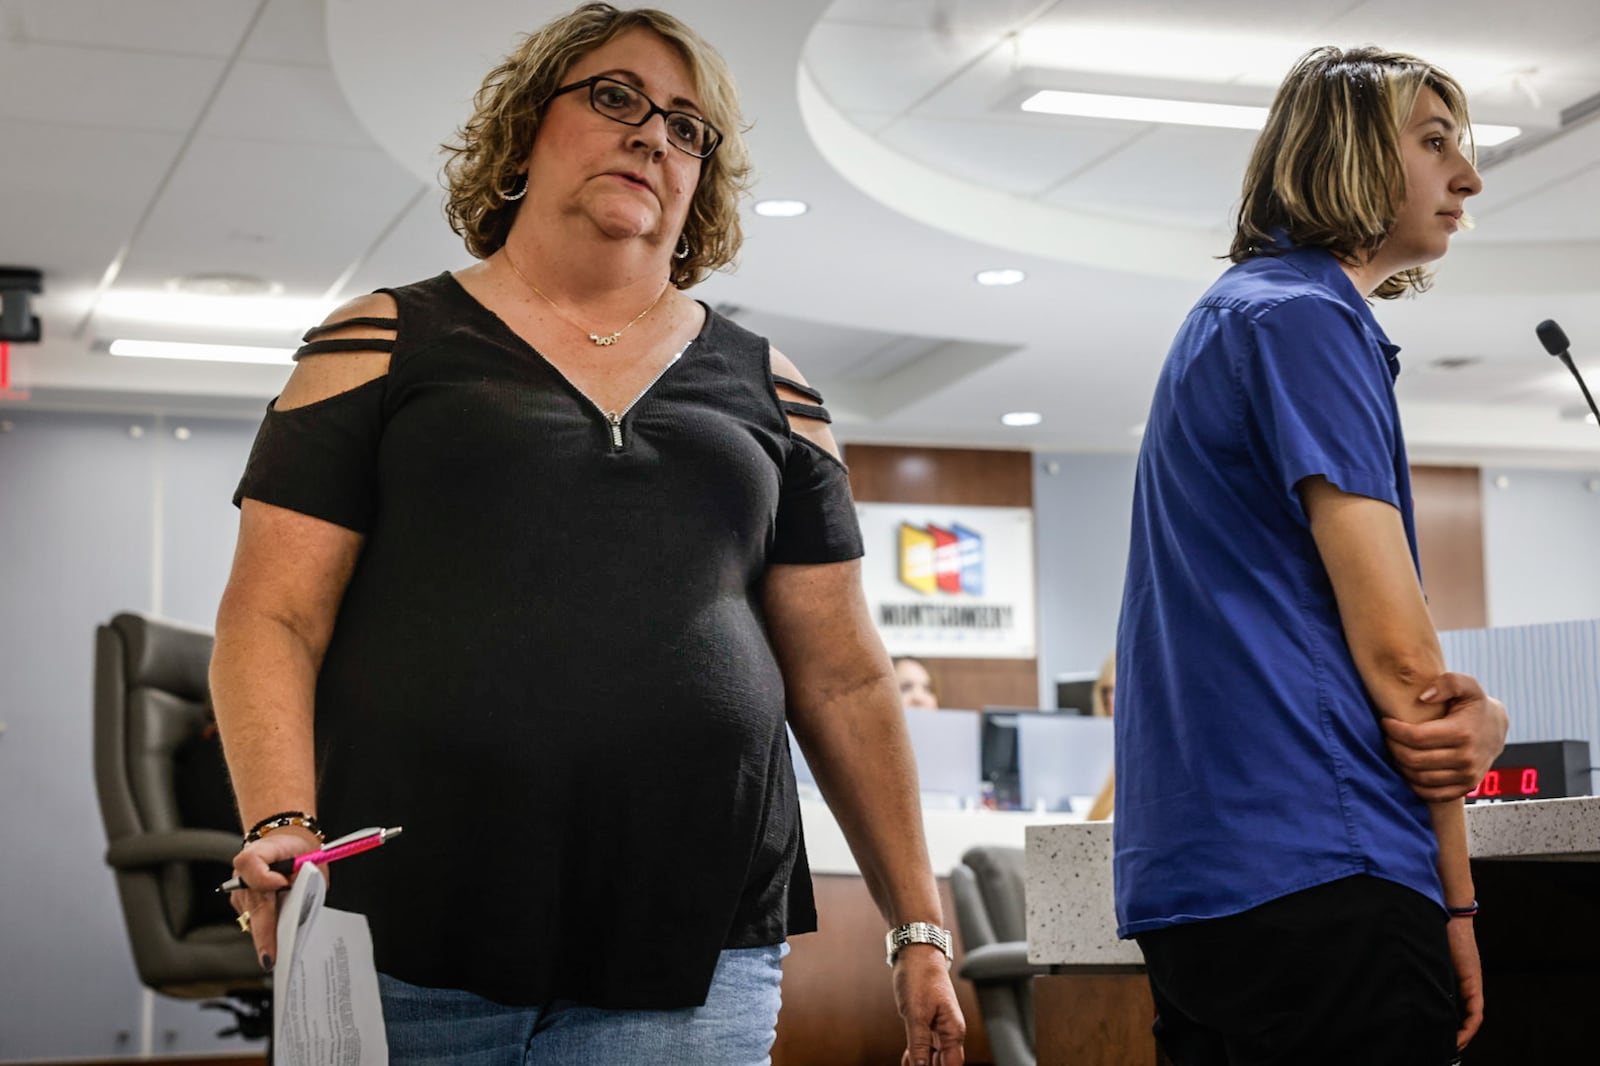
[[502, 249, 669, 347]]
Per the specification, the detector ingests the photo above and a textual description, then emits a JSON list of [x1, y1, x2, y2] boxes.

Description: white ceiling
[[3, 0, 1599, 465]]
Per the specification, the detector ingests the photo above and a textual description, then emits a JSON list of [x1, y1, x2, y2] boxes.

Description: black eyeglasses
[[548, 76, 722, 159]]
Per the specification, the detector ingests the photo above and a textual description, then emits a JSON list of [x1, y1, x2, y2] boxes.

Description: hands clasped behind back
[[1382, 671, 1509, 802], [229, 825, 322, 969]]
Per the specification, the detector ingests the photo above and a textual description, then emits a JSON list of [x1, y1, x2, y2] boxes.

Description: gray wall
[[1032, 452, 1137, 708], [0, 410, 262, 1060], [1482, 468, 1600, 627]]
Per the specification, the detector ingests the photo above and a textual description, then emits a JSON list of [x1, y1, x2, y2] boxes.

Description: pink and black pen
[[217, 825, 404, 893]]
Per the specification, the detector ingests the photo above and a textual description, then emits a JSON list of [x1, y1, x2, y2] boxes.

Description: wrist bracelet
[[1446, 900, 1479, 919], [243, 811, 325, 847], [885, 922, 954, 967]]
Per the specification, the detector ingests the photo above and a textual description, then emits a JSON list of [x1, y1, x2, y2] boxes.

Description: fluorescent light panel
[[98, 290, 334, 332], [1019, 89, 1520, 145], [109, 339, 296, 365]]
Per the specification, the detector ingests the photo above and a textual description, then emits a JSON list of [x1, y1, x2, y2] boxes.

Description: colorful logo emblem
[[898, 522, 983, 596]]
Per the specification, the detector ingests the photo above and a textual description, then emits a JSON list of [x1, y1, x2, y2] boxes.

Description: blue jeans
[[379, 943, 787, 1065]]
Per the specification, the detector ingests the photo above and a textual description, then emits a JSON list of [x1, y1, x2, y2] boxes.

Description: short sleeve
[[232, 377, 386, 533], [770, 438, 864, 564], [1242, 296, 1401, 510]]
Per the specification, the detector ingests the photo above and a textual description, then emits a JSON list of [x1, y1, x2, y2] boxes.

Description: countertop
[[1026, 794, 1600, 966]]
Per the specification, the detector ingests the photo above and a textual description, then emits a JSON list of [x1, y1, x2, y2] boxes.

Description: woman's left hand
[[893, 947, 966, 1066]]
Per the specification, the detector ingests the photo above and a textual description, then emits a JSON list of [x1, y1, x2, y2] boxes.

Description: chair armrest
[[957, 941, 1055, 983], [105, 829, 240, 869]]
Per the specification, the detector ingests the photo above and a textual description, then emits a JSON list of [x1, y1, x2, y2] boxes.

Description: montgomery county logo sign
[[897, 521, 983, 596]]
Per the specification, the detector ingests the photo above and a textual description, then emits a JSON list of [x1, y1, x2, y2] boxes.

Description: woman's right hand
[[228, 825, 322, 971]]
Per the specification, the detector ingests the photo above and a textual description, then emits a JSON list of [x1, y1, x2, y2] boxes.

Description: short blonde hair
[[440, 2, 750, 288], [1230, 45, 1473, 300]]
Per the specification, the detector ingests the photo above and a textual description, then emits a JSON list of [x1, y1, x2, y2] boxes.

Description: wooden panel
[[1034, 973, 1165, 1066], [1411, 465, 1487, 631], [921, 656, 1039, 711], [843, 445, 1033, 508], [774, 875, 993, 1066]]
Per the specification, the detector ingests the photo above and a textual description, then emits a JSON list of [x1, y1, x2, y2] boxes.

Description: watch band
[[885, 921, 954, 967]]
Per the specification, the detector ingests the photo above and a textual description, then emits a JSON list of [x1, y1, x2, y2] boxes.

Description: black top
[[234, 272, 863, 1008]]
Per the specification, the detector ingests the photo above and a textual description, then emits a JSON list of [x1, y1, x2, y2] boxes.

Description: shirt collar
[[1268, 237, 1403, 379]]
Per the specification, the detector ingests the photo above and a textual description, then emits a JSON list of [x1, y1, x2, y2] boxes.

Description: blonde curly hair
[[440, 3, 750, 288]]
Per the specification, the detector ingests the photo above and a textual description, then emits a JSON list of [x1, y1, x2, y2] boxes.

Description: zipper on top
[[586, 340, 692, 452]]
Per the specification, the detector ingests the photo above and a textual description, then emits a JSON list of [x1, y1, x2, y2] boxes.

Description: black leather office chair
[[951, 845, 1053, 1066], [93, 611, 270, 1038]]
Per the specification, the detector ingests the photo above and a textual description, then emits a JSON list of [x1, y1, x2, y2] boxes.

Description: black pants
[[1136, 876, 1460, 1066]]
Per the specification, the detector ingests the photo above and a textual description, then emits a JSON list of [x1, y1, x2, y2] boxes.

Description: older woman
[[210, 4, 965, 1063]]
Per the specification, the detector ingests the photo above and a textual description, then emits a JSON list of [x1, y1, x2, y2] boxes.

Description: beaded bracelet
[[1446, 900, 1480, 919], [243, 811, 325, 847]]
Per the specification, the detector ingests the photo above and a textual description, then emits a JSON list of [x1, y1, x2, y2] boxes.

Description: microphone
[[1536, 319, 1600, 428]]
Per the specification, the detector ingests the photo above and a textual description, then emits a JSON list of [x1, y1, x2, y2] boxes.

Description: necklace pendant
[[590, 333, 619, 347]]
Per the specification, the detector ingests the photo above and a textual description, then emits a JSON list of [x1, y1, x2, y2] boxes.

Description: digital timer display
[[1465, 766, 1539, 800], [1463, 740, 1592, 805]]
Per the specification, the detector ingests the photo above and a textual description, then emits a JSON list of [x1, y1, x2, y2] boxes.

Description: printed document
[[273, 861, 388, 1064]]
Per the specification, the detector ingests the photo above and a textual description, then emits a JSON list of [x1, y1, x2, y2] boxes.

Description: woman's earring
[[501, 173, 528, 202], [675, 234, 691, 260]]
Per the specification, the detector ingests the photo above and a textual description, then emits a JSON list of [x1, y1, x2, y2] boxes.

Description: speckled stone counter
[[1025, 794, 1600, 968]]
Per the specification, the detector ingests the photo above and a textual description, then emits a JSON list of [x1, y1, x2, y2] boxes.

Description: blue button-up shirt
[[1114, 245, 1442, 938]]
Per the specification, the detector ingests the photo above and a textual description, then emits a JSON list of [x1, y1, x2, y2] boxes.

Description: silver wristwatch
[[885, 922, 954, 967]]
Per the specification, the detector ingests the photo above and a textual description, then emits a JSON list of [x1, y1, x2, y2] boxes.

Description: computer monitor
[[1054, 679, 1097, 716], [1016, 715, 1116, 813], [902, 708, 983, 807], [979, 711, 1022, 809]]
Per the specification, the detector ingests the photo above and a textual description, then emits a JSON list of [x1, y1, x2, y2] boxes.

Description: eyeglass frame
[[546, 75, 723, 159]]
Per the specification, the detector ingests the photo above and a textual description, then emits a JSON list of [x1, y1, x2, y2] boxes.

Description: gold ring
[[236, 909, 252, 933]]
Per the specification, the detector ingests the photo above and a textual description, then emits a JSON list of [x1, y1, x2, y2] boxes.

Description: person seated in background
[[1086, 652, 1116, 821], [894, 656, 940, 710]]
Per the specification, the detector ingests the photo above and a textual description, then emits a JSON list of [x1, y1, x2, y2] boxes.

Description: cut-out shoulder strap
[[293, 314, 399, 361], [294, 336, 398, 360], [277, 298, 397, 410], [771, 375, 823, 404], [779, 399, 831, 423], [302, 316, 399, 341]]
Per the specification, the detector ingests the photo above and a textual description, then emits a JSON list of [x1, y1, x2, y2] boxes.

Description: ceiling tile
[[337, 189, 476, 299], [241, 0, 328, 66], [878, 114, 1139, 196], [0, 38, 223, 131], [824, 0, 1042, 34], [0, 117, 184, 281], [1039, 123, 1257, 230], [200, 61, 371, 146], [115, 135, 426, 295], [1471, 162, 1600, 242], [803, 20, 1003, 116], [0, 0, 257, 57]]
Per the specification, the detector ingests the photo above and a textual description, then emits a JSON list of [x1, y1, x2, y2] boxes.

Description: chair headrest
[[110, 612, 214, 702]]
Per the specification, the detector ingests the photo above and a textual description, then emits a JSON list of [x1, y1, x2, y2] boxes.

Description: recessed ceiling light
[[976, 268, 1026, 286], [1019, 89, 1520, 146], [754, 199, 809, 218], [1001, 411, 1043, 427], [109, 339, 295, 365]]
